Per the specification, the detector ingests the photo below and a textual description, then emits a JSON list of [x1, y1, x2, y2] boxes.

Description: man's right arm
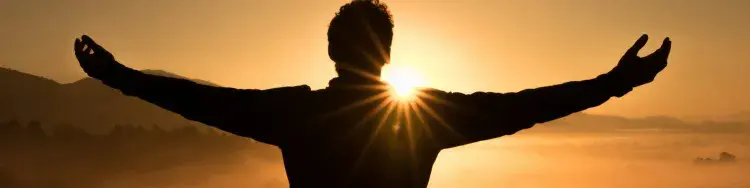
[[420, 75, 627, 148], [421, 34, 671, 149], [74, 35, 310, 145]]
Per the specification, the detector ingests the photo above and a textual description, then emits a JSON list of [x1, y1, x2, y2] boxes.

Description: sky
[[1, 0, 749, 118]]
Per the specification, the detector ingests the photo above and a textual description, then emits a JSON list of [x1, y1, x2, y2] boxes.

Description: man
[[73, 0, 671, 187]]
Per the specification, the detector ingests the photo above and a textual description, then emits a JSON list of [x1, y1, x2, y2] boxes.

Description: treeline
[[0, 120, 278, 188]]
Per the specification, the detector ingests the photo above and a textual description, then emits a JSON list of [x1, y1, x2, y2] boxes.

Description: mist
[[2, 120, 748, 188]]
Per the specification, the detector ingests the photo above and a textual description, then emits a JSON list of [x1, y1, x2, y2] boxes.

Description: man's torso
[[275, 86, 446, 187]]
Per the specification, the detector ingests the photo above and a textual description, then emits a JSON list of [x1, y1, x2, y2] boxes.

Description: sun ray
[[361, 16, 391, 65], [371, 95, 397, 139], [401, 102, 417, 157], [356, 44, 388, 70], [414, 97, 465, 140], [400, 100, 422, 178], [408, 101, 434, 140], [413, 90, 457, 108], [351, 99, 398, 170], [319, 91, 391, 119], [346, 94, 396, 136], [337, 63, 387, 84]]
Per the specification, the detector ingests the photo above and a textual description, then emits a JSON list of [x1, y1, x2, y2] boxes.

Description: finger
[[81, 35, 93, 44], [655, 38, 671, 71], [85, 46, 94, 55], [642, 38, 670, 72], [81, 35, 105, 52], [74, 38, 84, 52], [656, 37, 671, 60], [74, 38, 90, 61], [81, 35, 114, 58], [645, 38, 671, 61], [626, 34, 649, 57], [74, 38, 93, 67]]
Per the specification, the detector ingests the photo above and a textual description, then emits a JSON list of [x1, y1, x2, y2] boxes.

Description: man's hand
[[74, 35, 124, 79], [607, 34, 672, 90]]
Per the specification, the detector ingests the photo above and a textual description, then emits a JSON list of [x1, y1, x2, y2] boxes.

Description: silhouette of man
[[73, 0, 671, 187]]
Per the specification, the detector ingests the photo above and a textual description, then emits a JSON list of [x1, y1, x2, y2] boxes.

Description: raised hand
[[608, 34, 672, 88], [74, 35, 125, 79]]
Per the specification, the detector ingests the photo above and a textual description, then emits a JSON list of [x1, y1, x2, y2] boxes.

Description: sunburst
[[321, 63, 467, 167], [382, 65, 425, 101]]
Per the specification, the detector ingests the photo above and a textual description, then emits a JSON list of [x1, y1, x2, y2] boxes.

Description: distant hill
[[716, 111, 750, 123], [683, 111, 750, 124], [141, 69, 219, 87], [0, 67, 214, 134], [536, 113, 750, 133], [1, 67, 748, 134]]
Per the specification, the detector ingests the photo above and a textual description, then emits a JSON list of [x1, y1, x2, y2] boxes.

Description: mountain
[[683, 111, 750, 124], [141, 69, 219, 87], [717, 111, 750, 123], [0, 67, 213, 134], [536, 113, 749, 133]]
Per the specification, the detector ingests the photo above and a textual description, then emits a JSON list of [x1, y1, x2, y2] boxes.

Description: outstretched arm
[[425, 34, 671, 148], [73, 35, 310, 144]]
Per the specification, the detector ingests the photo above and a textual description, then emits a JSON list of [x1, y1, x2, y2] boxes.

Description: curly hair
[[327, 0, 394, 68]]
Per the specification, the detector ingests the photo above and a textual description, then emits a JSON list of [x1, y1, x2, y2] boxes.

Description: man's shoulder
[[414, 87, 443, 93], [257, 85, 314, 100], [415, 87, 500, 97], [268, 85, 312, 91], [413, 87, 501, 106], [414, 87, 466, 97]]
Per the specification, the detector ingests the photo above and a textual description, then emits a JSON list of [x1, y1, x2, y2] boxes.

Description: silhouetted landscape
[[0, 67, 211, 133], [0, 120, 283, 188], [3, 67, 750, 187], [2, 120, 749, 188]]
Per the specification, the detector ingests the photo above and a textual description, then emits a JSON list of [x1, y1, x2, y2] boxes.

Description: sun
[[382, 66, 425, 100]]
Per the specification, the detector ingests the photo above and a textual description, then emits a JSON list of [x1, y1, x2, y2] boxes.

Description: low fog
[[2, 121, 748, 188]]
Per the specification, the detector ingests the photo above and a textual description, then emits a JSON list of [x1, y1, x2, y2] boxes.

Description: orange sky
[[1, 0, 749, 118]]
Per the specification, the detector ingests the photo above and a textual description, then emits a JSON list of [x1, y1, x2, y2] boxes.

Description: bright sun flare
[[382, 66, 424, 100]]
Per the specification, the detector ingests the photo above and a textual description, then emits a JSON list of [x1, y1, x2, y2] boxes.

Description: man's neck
[[328, 75, 385, 89]]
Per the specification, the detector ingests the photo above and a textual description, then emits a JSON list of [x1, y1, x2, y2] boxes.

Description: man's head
[[328, 0, 393, 79]]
